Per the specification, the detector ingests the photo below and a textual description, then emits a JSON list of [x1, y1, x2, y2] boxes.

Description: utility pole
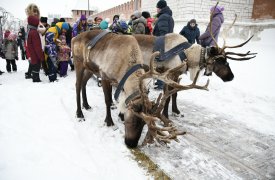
[[88, 0, 90, 11]]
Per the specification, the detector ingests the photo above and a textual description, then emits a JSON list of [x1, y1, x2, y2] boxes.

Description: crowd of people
[[0, 0, 224, 86]]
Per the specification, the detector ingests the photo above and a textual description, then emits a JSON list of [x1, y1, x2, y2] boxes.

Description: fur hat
[[133, 11, 142, 18], [80, 14, 87, 21], [156, 0, 167, 9], [40, 16, 47, 23], [61, 22, 69, 30], [142, 11, 151, 19]]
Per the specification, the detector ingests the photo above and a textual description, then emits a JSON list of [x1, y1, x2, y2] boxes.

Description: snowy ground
[[0, 28, 275, 180]]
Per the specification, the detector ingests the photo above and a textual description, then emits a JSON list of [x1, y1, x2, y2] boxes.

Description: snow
[[0, 28, 275, 179]]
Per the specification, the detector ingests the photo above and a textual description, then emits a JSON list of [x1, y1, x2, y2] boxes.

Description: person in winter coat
[[199, 6, 224, 47], [45, 21, 70, 82], [109, 15, 120, 33], [132, 11, 146, 34], [2, 32, 18, 73], [72, 14, 88, 37], [153, 0, 174, 37], [57, 35, 70, 77], [179, 19, 200, 44], [24, 3, 41, 79], [17, 26, 26, 60], [27, 15, 44, 82], [59, 18, 74, 71], [142, 11, 154, 35], [153, 0, 174, 90], [91, 16, 103, 30]]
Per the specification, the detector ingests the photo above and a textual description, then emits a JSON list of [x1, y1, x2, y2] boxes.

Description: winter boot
[[32, 63, 41, 83], [70, 64, 74, 71]]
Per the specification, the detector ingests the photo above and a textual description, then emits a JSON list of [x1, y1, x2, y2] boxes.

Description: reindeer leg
[[101, 79, 114, 126], [82, 70, 93, 110], [163, 84, 170, 119], [172, 92, 182, 117], [75, 61, 85, 120]]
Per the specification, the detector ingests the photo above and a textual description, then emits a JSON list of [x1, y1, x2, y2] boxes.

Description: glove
[[15, 56, 18, 60]]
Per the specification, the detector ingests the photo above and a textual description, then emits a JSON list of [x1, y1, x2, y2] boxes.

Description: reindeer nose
[[204, 71, 212, 76]]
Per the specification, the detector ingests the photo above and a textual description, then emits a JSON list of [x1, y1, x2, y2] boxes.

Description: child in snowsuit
[[2, 32, 18, 72], [57, 35, 70, 77]]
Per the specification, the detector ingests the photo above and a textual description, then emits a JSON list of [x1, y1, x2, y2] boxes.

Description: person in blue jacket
[[179, 19, 200, 44]]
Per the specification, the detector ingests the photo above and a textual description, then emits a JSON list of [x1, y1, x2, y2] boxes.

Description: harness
[[153, 36, 192, 62], [86, 30, 110, 49]]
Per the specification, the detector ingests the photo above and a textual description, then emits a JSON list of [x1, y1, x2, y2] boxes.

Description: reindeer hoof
[[83, 104, 92, 111], [76, 111, 85, 121], [172, 112, 184, 117]]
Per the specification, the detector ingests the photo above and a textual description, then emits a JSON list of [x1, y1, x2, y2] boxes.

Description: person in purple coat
[[199, 6, 224, 47]]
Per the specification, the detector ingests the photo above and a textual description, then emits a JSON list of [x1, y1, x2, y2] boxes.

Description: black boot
[[32, 63, 41, 82], [25, 72, 32, 79], [70, 64, 74, 71]]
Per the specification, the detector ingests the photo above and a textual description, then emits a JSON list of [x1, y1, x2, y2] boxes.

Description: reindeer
[[74, 3, 256, 147], [73, 29, 211, 147], [79, 23, 256, 121]]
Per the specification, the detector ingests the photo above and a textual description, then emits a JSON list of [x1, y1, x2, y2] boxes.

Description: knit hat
[[94, 16, 103, 22], [133, 11, 142, 18], [210, 6, 224, 13], [99, 20, 108, 30], [142, 11, 151, 19], [40, 16, 48, 23], [61, 22, 69, 30], [156, 0, 167, 9], [80, 14, 87, 21], [53, 18, 59, 23], [4, 30, 11, 39], [189, 19, 196, 24], [59, 18, 66, 22], [8, 33, 17, 41]]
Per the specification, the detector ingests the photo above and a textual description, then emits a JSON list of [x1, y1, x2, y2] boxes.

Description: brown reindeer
[[73, 30, 210, 147]]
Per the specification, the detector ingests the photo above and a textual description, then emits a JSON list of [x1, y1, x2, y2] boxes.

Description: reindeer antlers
[[129, 51, 209, 146]]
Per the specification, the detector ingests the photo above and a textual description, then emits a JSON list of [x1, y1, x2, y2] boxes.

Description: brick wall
[[142, 0, 254, 22], [90, 0, 141, 21]]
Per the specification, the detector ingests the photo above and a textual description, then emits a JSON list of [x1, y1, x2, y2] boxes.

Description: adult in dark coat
[[17, 26, 26, 60], [153, 0, 174, 37], [199, 6, 224, 47], [179, 19, 200, 44], [153, 0, 174, 89], [27, 15, 44, 82]]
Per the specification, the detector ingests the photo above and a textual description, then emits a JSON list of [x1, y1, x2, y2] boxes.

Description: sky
[[0, 0, 130, 20]]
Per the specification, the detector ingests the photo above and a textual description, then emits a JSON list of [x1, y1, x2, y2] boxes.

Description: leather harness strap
[[86, 30, 110, 49], [153, 36, 192, 62], [114, 64, 147, 101]]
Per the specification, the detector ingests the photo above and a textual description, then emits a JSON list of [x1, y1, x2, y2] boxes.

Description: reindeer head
[[203, 2, 256, 82], [124, 52, 208, 148]]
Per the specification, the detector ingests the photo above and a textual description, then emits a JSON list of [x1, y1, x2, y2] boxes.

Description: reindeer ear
[[209, 47, 219, 56]]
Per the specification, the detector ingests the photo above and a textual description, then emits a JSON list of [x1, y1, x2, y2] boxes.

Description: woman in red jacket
[[27, 15, 44, 82]]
